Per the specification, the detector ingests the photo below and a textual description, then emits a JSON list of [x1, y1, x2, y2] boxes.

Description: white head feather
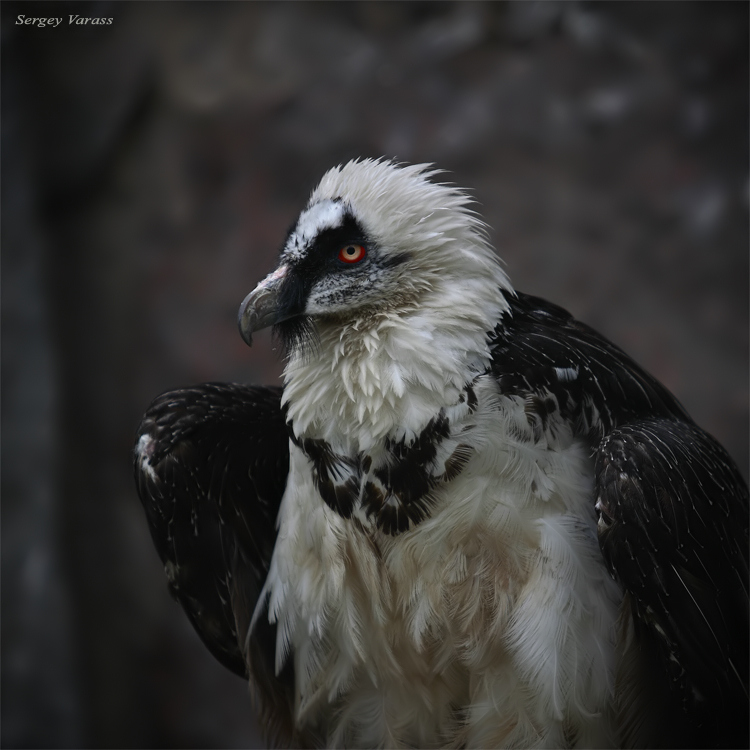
[[279, 158, 513, 451]]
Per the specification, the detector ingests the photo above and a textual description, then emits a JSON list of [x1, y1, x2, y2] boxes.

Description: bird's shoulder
[[489, 291, 688, 439], [135, 382, 288, 564]]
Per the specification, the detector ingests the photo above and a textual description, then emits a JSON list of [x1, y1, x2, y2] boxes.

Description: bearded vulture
[[135, 159, 748, 749]]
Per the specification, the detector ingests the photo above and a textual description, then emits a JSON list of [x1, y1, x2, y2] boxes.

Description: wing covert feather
[[595, 418, 749, 748], [134, 383, 289, 683]]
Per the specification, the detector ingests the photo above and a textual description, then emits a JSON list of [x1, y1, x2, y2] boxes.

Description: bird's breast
[[261, 384, 621, 746], [287, 378, 481, 536]]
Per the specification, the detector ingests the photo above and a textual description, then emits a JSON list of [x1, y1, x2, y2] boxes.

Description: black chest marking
[[288, 387, 476, 535]]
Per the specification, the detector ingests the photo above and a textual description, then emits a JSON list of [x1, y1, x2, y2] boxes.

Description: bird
[[135, 158, 748, 749]]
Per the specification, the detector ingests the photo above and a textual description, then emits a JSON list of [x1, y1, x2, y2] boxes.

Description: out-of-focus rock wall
[[2, 2, 747, 747]]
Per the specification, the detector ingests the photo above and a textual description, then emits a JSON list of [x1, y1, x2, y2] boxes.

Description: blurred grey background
[[2, 1, 747, 747]]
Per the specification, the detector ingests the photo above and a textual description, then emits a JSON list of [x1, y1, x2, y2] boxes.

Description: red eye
[[338, 244, 366, 264]]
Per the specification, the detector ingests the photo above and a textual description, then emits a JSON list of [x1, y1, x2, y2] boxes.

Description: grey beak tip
[[238, 293, 255, 347], [238, 318, 253, 347], [238, 278, 285, 348]]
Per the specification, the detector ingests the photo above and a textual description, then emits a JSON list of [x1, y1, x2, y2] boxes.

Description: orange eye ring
[[338, 244, 366, 264]]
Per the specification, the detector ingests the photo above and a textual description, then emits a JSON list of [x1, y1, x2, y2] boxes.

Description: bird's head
[[238, 158, 512, 356]]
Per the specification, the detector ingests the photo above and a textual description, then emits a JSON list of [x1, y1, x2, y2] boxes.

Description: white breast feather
[[259, 377, 622, 747]]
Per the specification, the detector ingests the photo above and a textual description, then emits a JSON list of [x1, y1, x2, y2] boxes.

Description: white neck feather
[[281, 273, 511, 452]]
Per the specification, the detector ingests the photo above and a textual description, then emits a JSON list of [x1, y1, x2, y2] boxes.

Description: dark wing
[[134, 382, 295, 741], [596, 419, 749, 749], [492, 292, 749, 747], [490, 292, 690, 439]]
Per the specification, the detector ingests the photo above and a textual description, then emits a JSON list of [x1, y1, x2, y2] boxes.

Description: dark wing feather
[[134, 382, 295, 741], [596, 419, 749, 749], [491, 293, 689, 438], [492, 292, 749, 747]]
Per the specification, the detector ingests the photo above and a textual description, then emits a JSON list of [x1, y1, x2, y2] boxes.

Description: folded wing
[[134, 382, 294, 741], [596, 418, 749, 748]]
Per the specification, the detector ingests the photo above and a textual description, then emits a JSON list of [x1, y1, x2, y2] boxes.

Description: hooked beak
[[237, 265, 290, 347]]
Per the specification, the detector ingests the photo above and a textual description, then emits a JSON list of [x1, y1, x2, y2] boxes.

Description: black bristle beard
[[274, 316, 319, 361]]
